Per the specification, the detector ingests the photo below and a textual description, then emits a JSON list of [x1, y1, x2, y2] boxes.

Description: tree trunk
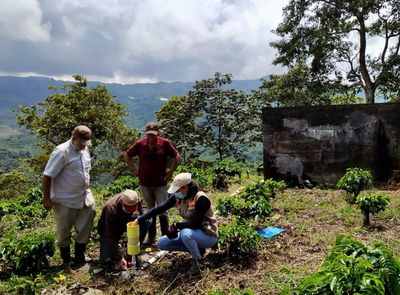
[[363, 209, 370, 227], [365, 87, 375, 104]]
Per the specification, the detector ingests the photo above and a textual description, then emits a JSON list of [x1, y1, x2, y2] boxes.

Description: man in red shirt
[[123, 122, 180, 245]]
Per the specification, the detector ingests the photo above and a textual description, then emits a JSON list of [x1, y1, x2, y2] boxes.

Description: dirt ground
[[41, 187, 400, 295]]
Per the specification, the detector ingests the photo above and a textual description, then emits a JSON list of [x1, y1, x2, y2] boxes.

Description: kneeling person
[[98, 189, 147, 270]]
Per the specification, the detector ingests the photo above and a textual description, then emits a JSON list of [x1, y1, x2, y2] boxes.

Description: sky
[[0, 0, 289, 84]]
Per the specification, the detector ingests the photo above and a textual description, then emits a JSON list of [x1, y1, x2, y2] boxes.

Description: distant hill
[[0, 76, 262, 129]]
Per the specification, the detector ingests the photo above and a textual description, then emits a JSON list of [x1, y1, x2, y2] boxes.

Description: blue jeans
[[157, 228, 218, 260]]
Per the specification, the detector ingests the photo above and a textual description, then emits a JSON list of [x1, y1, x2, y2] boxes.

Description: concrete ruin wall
[[262, 103, 400, 184]]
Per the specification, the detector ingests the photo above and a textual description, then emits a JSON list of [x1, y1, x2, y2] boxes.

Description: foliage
[[0, 275, 44, 295], [356, 192, 390, 226], [218, 217, 262, 256], [216, 179, 285, 221], [16, 75, 139, 178], [208, 288, 255, 295], [253, 61, 362, 107], [282, 236, 400, 295], [212, 159, 249, 178], [0, 170, 35, 200], [0, 232, 55, 275], [336, 167, 373, 199], [157, 72, 260, 162], [156, 95, 200, 162], [175, 164, 213, 189], [103, 175, 139, 198], [271, 0, 400, 104]]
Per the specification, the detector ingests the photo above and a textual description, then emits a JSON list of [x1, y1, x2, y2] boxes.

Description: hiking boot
[[188, 259, 208, 275]]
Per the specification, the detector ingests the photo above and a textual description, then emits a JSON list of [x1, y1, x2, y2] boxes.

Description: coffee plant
[[281, 236, 400, 295], [0, 274, 43, 295], [175, 164, 213, 189], [208, 287, 255, 295], [218, 217, 262, 256], [0, 232, 55, 275], [212, 159, 249, 178], [103, 174, 139, 197], [356, 192, 390, 226], [337, 167, 373, 201]]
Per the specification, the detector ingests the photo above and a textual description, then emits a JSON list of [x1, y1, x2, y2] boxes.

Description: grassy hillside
[[1, 175, 399, 294]]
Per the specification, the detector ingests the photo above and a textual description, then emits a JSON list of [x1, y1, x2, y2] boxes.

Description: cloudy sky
[[0, 0, 289, 84]]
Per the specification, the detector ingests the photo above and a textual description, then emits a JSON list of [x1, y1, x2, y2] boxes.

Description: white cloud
[[0, 0, 51, 42], [0, 0, 289, 83]]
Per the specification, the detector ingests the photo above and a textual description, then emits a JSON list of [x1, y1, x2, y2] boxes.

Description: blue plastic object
[[256, 227, 284, 238]]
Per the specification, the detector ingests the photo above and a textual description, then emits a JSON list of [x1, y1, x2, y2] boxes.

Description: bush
[[218, 217, 262, 256], [212, 159, 249, 178], [337, 167, 373, 200], [0, 200, 48, 229], [208, 288, 255, 295], [0, 232, 55, 275], [103, 175, 139, 197], [282, 236, 400, 295], [0, 275, 44, 295], [175, 164, 213, 189], [356, 192, 390, 226], [0, 170, 35, 200]]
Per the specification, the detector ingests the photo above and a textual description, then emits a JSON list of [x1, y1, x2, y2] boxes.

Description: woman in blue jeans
[[133, 172, 218, 262]]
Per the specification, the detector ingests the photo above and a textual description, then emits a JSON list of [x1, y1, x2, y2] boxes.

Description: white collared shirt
[[43, 139, 94, 209]]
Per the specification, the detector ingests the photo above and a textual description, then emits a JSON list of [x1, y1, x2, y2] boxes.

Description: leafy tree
[[254, 61, 363, 107], [156, 95, 200, 162], [16, 75, 139, 178], [271, 0, 400, 104], [158, 73, 259, 162]]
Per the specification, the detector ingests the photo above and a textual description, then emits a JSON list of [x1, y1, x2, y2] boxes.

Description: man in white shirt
[[42, 125, 96, 267]]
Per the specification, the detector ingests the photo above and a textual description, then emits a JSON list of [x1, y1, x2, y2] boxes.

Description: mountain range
[[0, 76, 262, 130]]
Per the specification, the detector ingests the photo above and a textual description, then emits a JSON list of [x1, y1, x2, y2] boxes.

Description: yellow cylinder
[[127, 244, 140, 256], [127, 222, 139, 238], [128, 237, 139, 244], [127, 221, 140, 255]]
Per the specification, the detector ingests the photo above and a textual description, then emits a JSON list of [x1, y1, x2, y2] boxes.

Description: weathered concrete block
[[262, 103, 400, 184]]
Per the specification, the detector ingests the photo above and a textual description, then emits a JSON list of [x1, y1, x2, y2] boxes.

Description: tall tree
[[157, 73, 259, 162], [16, 75, 139, 178], [254, 61, 363, 107], [271, 0, 400, 103], [156, 95, 200, 162]]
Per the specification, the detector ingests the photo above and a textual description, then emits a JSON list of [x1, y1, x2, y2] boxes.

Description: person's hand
[[164, 170, 174, 182], [42, 197, 53, 210], [118, 258, 127, 271], [166, 223, 178, 239]]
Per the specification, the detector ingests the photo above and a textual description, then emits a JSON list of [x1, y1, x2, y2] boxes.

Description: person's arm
[[137, 195, 176, 223], [41, 175, 53, 210], [175, 196, 211, 230], [123, 151, 139, 177]]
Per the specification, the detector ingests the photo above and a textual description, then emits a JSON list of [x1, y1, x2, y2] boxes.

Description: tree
[[156, 95, 200, 162], [16, 75, 139, 178], [271, 0, 400, 104], [157, 73, 259, 162]]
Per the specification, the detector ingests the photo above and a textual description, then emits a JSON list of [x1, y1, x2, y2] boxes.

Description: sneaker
[[199, 248, 206, 258]]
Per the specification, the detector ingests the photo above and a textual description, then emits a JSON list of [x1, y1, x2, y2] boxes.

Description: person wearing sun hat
[[132, 173, 218, 271], [97, 189, 149, 270], [42, 125, 95, 268], [123, 122, 180, 245]]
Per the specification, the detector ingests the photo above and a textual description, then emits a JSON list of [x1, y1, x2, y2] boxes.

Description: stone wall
[[262, 103, 400, 184]]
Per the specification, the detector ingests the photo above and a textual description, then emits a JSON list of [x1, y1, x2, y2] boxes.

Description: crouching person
[[97, 189, 148, 271], [132, 173, 218, 271]]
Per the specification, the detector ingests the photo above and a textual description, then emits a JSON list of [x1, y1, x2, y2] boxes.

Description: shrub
[[282, 236, 400, 295], [0, 200, 48, 229], [356, 192, 390, 226], [337, 167, 373, 200], [218, 217, 262, 256], [0, 170, 35, 200], [208, 288, 255, 295], [242, 179, 286, 201], [175, 164, 213, 189], [0, 275, 44, 295], [103, 175, 139, 197], [0, 232, 55, 275], [212, 159, 249, 178]]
